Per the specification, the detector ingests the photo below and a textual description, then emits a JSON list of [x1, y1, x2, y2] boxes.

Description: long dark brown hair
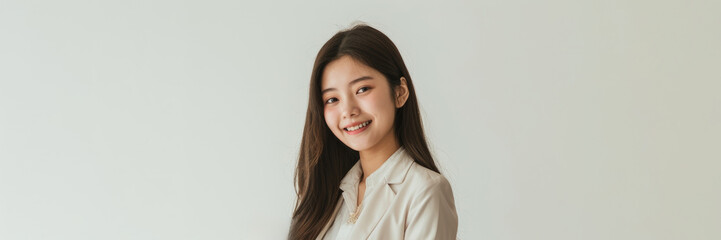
[[289, 24, 440, 239]]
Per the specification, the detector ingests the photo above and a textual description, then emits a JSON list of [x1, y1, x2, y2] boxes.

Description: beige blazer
[[316, 147, 458, 239]]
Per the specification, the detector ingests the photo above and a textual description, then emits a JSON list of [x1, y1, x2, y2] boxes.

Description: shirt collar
[[339, 146, 412, 192]]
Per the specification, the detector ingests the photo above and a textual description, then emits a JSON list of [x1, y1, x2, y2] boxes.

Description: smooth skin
[[321, 55, 409, 207]]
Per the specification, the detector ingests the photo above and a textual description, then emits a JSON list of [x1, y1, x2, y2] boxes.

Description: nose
[[340, 97, 359, 120]]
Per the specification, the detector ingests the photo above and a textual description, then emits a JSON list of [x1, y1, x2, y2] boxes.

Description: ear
[[395, 77, 410, 108]]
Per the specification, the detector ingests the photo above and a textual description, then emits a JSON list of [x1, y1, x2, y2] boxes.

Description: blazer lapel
[[348, 183, 396, 239], [350, 148, 415, 239]]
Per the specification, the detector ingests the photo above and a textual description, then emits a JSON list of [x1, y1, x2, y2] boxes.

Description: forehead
[[321, 55, 379, 88]]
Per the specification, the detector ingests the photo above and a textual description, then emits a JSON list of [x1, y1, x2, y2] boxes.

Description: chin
[[344, 143, 367, 152], [343, 140, 376, 152]]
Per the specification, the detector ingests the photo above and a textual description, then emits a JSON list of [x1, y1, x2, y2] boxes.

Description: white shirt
[[319, 147, 458, 240]]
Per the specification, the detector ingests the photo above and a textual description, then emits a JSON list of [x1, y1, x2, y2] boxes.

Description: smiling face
[[321, 55, 403, 152]]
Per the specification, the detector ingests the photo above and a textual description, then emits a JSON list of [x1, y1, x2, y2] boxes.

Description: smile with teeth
[[344, 120, 371, 131]]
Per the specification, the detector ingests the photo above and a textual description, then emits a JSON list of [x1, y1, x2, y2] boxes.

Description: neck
[[358, 133, 400, 183]]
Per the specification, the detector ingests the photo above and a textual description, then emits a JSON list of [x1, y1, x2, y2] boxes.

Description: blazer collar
[[339, 146, 413, 192], [337, 146, 416, 240]]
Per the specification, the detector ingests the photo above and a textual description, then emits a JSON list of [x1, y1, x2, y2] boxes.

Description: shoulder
[[401, 162, 459, 237], [403, 162, 454, 200]]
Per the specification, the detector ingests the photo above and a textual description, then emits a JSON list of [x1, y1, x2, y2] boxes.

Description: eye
[[357, 87, 371, 94], [325, 98, 338, 104]]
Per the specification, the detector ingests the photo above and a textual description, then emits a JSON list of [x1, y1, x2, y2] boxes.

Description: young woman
[[289, 24, 458, 240]]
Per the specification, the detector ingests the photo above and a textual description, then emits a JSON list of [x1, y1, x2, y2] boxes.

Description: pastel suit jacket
[[316, 147, 458, 239]]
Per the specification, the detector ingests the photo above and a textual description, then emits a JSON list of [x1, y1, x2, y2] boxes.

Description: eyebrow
[[321, 76, 373, 95]]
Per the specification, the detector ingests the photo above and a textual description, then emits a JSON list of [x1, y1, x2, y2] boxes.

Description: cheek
[[363, 93, 396, 121], [323, 108, 338, 129]]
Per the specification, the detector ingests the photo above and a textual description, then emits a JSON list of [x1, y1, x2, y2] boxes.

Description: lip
[[343, 120, 372, 135], [343, 120, 371, 129]]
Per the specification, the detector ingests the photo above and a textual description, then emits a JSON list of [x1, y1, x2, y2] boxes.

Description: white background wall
[[1, 0, 719, 239]]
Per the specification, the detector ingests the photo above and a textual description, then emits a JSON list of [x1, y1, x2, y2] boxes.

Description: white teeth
[[346, 121, 370, 131]]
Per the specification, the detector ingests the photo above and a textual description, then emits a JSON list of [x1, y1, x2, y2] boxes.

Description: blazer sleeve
[[404, 175, 459, 240]]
